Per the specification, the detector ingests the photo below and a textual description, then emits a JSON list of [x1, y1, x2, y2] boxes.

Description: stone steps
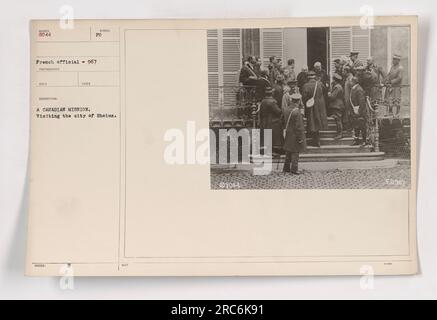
[[252, 152, 385, 163], [306, 137, 355, 146], [300, 152, 384, 162], [304, 145, 373, 154]]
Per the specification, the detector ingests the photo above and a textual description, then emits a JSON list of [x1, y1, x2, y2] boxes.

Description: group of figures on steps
[[239, 52, 404, 174]]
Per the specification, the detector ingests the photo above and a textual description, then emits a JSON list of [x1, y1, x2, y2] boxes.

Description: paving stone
[[211, 165, 411, 189]]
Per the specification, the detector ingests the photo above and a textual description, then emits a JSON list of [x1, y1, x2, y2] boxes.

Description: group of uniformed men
[[239, 51, 404, 174]]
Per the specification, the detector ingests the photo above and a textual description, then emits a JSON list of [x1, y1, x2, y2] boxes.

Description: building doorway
[[307, 28, 329, 73]]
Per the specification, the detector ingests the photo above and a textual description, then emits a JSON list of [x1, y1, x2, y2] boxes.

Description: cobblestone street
[[211, 164, 411, 189]]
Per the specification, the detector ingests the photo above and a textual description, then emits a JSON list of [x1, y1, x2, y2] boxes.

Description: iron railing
[[208, 84, 411, 154]]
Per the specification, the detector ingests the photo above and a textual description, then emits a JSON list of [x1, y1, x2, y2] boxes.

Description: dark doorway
[[307, 28, 329, 72]]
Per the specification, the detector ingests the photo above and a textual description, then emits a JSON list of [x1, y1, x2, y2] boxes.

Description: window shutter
[[222, 29, 241, 108], [260, 28, 283, 68], [207, 29, 242, 116], [207, 30, 220, 116], [330, 27, 352, 74], [352, 26, 370, 63]]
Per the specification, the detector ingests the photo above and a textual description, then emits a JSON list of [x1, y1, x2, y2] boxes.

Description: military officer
[[349, 76, 369, 146], [365, 57, 385, 101], [282, 93, 306, 174], [259, 87, 284, 155], [333, 58, 343, 76], [328, 73, 346, 139], [385, 54, 404, 115], [282, 80, 302, 113], [273, 73, 285, 107], [342, 65, 354, 131], [349, 51, 364, 74], [355, 65, 374, 98]]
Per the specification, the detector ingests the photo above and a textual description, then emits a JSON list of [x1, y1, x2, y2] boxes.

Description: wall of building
[[371, 26, 411, 107], [283, 28, 308, 72]]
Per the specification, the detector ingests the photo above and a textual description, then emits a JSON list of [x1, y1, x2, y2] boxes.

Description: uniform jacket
[[349, 59, 364, 74], [301, 79, 328, 132], [386, 64, 404, 85], [349, 84, 368, 119], [273, 83, 284, 107], [328, 83, 345, 111], [282, 104, 306, 153], [259, 96, 284, 148], [385, 64, 404, 100]]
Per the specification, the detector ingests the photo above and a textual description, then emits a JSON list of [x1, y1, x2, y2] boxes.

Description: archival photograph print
[[208, 26, 412, 189]]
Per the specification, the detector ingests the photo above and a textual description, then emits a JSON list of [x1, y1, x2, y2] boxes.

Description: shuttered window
[[260, 28, 283, 68], [207, 30, 219, 110], [330, 27, 352, 73], [330, 26, 370, 76], [207, 29, 242, 114], [352, 26, 370, 61]]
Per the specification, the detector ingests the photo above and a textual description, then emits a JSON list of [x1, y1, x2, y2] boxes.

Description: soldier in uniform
[[328, 73, 346, 139], [301, 71, 328, 147], [355, 65, 374, 98], [273, 73, 285, 107], [342, 65, 354, 131], [349, 76, 369, 146], [349, 51, 363, 75], [282, 80, 302, 113], [333, 58, 343, 76], [268, 56, 281, 85], [282, 93, 306, 174], [365, 57, 385, 101], [259, 87, 284, 155], [385, 54, 404, 115]]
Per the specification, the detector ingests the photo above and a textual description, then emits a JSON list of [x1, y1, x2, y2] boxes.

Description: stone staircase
[[282, 117, 384, 162]]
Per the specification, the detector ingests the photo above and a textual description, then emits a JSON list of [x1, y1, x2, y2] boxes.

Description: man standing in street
[[282, 93, 306, 174], [302, 71, 328, 147], [385, 54, 404, 115], [349, 76, 369, 146]]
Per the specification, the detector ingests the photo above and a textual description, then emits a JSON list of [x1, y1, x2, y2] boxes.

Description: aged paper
[[27, 17, 418, 276]]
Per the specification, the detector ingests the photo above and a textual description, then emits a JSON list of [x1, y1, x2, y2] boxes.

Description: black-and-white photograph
[[208, 26, 411, 189]]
